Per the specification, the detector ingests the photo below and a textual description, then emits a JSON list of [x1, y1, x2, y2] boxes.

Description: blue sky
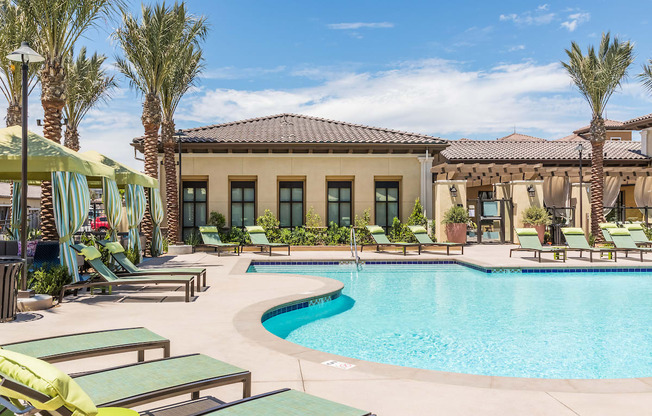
[[25, 0, 652, 168]]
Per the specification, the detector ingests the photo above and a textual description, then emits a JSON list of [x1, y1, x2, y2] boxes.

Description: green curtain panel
[[9, 181, 21, 240], [52, 172, 90, 282], [125, 184, 146, 258], [149, 188, 164, 257], [102, 177, 123, 242]]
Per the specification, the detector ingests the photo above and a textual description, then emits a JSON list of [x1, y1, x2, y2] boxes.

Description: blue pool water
[[250, 263, 652, 379]]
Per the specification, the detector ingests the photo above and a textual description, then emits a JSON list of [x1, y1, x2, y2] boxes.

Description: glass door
[[182, 181, 207, 240]]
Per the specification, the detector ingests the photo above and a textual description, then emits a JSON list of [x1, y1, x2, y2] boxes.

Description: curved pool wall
[[251, 261, 652, 380]]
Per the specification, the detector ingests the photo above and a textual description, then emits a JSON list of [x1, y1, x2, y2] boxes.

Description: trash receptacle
[[0, 260, 24, 322]]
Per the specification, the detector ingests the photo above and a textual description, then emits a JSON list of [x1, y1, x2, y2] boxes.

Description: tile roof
[[623, 113, 652, 129], [496, 132, 546, 142], [441, 140, 648, 161], [573, 119, 629, 134], [555, 133, 588, 142], [135, 113, 447, 146]]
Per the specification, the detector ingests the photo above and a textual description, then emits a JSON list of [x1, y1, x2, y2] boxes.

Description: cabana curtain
[[51, 172, 90, 282], [9, 181, 21, 240], [102, 177, 123, 242], [543, 177, 570, 218], [149, 188, 164, 257], [126, 184, 146, 258], [634, 176, 652, 216], [603, 177, 622, 216]]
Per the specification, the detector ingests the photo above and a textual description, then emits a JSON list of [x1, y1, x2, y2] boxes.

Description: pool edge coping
[[231, 257, 652, 394]]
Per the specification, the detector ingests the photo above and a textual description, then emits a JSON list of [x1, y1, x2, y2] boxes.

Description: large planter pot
[[526, 224, 546, 244], [445, 223, 467, 244]]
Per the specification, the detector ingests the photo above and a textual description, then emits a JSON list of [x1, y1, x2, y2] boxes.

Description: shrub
[[305, 206, 322, 229], [430, 219, 437, 241], [224, 227, 250, 245], [29, 265, 72, 299], [354, 208, 373, 245], [184, 231, 201, 246], [256, 209, 281, 243], [522, 206, 551, 226], [406, 198, 428, 227], [207, 211, 226, 230], [324, 222, 349, 245], [644, 225, 652, 241], [124, 247, 140, 266], [388, 217, 415, 243], [287, 226, 318, 245], [442, 205, 471, 225]]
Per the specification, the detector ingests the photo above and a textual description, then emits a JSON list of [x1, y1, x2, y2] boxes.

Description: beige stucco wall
[[160, 153, 423, 227], [0, 196, 40, 208], [570, 183, 590, 234], [511, 180, 544, 229], [433, 180, 467, 242]]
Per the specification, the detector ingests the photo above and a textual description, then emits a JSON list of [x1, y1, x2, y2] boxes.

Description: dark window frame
[[182, 180, 208, 240], [374, 180, 400, 228], [230, 180, 256, 228], [327, 180, 353, 227], [278, 181, 305, 228]]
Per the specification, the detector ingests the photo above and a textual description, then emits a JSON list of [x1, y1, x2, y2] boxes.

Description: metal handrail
[[350, 228, 360, 266]]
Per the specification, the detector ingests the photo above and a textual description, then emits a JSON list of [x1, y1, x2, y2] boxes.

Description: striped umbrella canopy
[[9, 181, 21, 240], [82, 151, 157, 189], [125, 184, 146, 262], [149, 188, 164, 257], [102, 177, 123, 242]]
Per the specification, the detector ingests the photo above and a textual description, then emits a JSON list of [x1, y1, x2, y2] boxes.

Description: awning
[[82, 150, 158, 188]]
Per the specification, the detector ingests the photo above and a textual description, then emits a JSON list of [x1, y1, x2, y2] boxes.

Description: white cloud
[[203, 65, 286, 80], [178, 59, 589, 139], [561, 12, 590, 32], [499, 5, 555, 26], [508, 45, 526, 52], [327, 22, 394, 30]]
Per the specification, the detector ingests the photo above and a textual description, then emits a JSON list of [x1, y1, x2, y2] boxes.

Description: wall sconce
[[526, 185, 535, 197], [449, 184, 458, 197]]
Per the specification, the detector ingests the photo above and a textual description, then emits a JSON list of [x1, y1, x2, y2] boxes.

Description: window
[[279, 181, 304, 228], [375, 181, 399, 227], [182, 181, 207, 240], [478, 191, 494, 200], [231, 181, 255, 228], [327, 181, 352, 226]]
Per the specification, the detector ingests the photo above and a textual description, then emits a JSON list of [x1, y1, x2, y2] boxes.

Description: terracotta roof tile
[[573, 119, 629, 134], [624, 113, 652, 129], [496, 132, 546, 142], [555, 133, 588, 142]]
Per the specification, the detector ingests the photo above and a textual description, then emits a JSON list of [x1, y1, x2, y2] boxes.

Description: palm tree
[[0, 0, 39, 127], [160, 45, 206, 242], [114, 2, 207, 242], [561, 32, 634, 243], [15, 0, 123, 240], [62, 47, 117, 151]]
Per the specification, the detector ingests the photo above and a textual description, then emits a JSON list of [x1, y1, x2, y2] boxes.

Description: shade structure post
[[149, 187, 164, 257], [102, 177, 123, 242], [19, 60, 28, 290], [51, 172, 90, 282], [125, 184, 146, 263], [10, 181, 22, 240]]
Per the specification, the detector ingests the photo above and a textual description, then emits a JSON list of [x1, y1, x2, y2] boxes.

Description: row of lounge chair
[[511, 223, 652, 262], [362, 225, 463, 255], [0, 328, 373, 415]]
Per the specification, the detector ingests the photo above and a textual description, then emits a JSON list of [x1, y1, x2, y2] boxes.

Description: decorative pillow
[[515, 228, 539, 236], [0, 349, 98, 416], [104, 242, 124, 254], [366, 225, 385, 234], [599, 223, 617, 229], [624, 223, 644, 231], [561, 228, 584, 235], [80, 246, 102, 261], [246, 226, 265, 233], [410, 226, 428, 234], [199, 226, 218, 233], [607, 228, 630, 236]]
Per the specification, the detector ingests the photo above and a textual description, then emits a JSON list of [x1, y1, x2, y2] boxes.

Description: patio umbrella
[[0, 126, 115, 281]]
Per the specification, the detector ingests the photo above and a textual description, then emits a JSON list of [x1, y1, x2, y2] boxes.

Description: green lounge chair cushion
[[561, 228, 584, 235], [199, 226, 219, 233], [246, 226, 265, 234], [515, 228, 539, 236], [608, 228, 630, 236], [599, 223, 617, 229], [624, 223, 645, 231], [103, 242, 124, 254], [366, 225, 385, 234], [0, 349, 98, 416], [80, 246, 102, 261], [409, 226, 427, 234]]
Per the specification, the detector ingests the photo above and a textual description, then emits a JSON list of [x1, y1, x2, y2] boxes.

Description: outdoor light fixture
[[576, 143, 585, 227], [527, 185, 536, 197], [449, 184, 458, 197], [7, 42, 43, 291]]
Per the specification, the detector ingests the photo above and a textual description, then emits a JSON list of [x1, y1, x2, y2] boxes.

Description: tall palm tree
[[63, 47, 117, 151], [15, 0, 123, 240], [114, 2, 207, 242], [0, 0, 39, 127], [561, 32, 634, 242], [160, 44, 205, 242]]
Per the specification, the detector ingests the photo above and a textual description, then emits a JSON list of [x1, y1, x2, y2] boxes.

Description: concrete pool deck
[[3, 244, 652, 415]]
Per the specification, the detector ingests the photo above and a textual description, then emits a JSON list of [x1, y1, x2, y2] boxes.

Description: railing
[[350, 228, 360, 267]]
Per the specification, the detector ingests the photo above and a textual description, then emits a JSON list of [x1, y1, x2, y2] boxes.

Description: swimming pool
[[249, 262, 652, 379]]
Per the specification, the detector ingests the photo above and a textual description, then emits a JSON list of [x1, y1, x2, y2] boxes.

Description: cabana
[[82, 151, 163, 257], [0, 126, 114, 282]]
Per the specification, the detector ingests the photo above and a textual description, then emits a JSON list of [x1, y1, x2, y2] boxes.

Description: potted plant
[[442, 205, 470, 244], [522, 206, 551, 243]]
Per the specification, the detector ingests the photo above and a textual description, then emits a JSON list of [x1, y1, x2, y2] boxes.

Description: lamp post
[[576, 143, 585, 228], [176, 129, 183, 244], [7, 42, 44, 291]]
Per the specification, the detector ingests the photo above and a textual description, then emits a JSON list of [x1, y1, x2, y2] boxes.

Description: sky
[[21, 0, 652, 169]]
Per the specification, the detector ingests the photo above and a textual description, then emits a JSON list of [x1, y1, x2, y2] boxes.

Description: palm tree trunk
[[141, 92, 161, 246], [589, 116, 606, 243], [39, 59, 66, 241], [161, 119, 179, 243], [64, 123, 80, 151], [6, 102, 21, 127]]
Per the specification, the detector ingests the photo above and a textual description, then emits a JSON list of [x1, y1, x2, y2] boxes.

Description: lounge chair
[[623, 223, 652, 247], [97, 240, 207, 289], [561, 227, 617, 262], [607, 228, 652, 261], [361, 225, 419, 256], [198, 226, 240, 256], [599, 222, 618, 243], [146, 388, 375, 416], [407, 225, 464, 255], [0, 349, 252, 411], [510, 228, 566, 262], [60, 244, 196, 302], [245, 226, 290, 256], [1, 328, 170, 364]]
